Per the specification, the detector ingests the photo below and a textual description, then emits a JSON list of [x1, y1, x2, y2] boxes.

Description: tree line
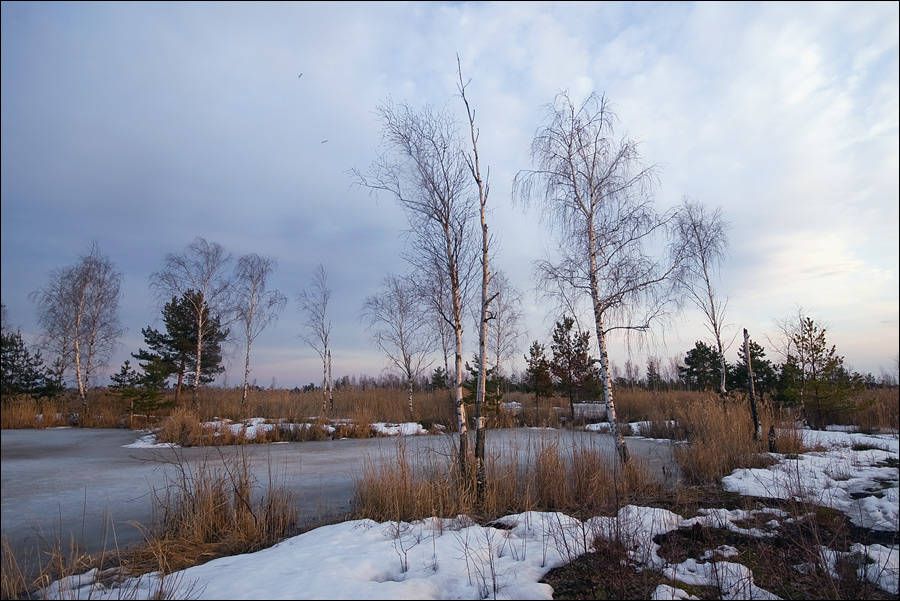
[[3, 63, 896, 477]]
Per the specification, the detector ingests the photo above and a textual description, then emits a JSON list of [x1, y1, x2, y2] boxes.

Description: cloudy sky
[[2, 1, 897, 390]]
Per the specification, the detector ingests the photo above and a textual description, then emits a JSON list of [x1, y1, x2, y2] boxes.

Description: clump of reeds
[[352, 431, 663, 525], [124, 447, 298, 576], [669, 395, 812, 484]]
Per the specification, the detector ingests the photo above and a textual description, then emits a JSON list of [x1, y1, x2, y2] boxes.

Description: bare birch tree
[[361, 273, 435, 418], [31, 243, 124, 413], [352, 98, 478, 472], [457, 61, 494, 501], [297, 263, 333, 414], [514, 91, 686, 464], [675, 197, 732, 405], [234, 253, 286, 405], [485, 270, 525, 396], [419, 253, 460, 407], [150, 237, 234, 408]]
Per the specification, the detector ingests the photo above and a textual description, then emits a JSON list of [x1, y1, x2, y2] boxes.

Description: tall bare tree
[[361, 273, 435, 418], [457, 61, 494, 501], [297, 263, 333, 414], [419, 253, 459, 407], [150, 237, 234, 408], [485, 270, 525, 396], [31, 243, 124, 412], [514, 91, 685, 464], [234, 253, 286, 405], [353, 97, 478, 472], [675, 197, 732, 405]]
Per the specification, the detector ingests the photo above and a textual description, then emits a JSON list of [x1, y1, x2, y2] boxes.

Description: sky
[[2, 1, 898, 390], [37, 423, 900, 599]]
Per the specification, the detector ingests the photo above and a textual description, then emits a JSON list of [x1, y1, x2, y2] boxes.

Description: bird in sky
[[298, 73, 303, 78], [321, 140, 328, 144]]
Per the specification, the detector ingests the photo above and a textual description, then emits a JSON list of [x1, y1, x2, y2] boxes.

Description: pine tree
[[110, 359, 171, 426], [523, 340, 554, 410], [778, 317, 864, 429], [729, 340, 778, 399], [679, 341, 722, 391], [133, 291, 228, 402], [464, 354, 503, 410], [430, 366, 449, 390], [550, 317, 598, 420], [1, 330, 60, 400]]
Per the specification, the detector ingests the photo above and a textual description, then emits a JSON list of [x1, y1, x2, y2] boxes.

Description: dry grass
[[3, 385, 896, 599], [1, 517, 130, 601], [123, 447, 298, 575], [352, 431, 663, 525], [1, 446, 298, 599], [844, 387, 900, 433], [669, 394, 804, 484]]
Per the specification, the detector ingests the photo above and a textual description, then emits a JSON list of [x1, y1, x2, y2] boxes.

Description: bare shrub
[[125, 447, 298, 575]]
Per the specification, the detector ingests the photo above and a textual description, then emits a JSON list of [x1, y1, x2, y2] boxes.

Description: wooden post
[[745, 328, 762, 440]]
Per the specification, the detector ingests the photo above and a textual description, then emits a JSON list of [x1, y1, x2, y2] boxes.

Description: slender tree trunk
[[588, 226, 629, 464], [703, 261, 728, 410], [321, 353, 328, 414], [597, 321, 629, 464], [328, 350, 334, 411], [454, 320, 468, 474], [449, 249, 468, 475], [474, 233, 489, 503], [745, 328, 761, 440], [461, 66, 490, 504], [407, 375, 414, 419], [193, 316, 203, 410], [176, 358, 184, 403], [73, 300, 87, 412], [242, 335, 252, 406]]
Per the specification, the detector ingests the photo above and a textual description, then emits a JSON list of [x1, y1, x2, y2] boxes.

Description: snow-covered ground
[[40, 422, 899, 600]]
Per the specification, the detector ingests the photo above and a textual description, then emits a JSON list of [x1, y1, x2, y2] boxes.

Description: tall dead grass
[[352, 432, 662, 525], [843, 387, 900, 433], [125, 447, 298, 574], [0, 392, 125, 429], [1, 446, 298, 599], [670, 393, 809, 484]]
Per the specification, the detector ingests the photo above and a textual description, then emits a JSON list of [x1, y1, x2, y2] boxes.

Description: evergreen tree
[[678, 341, 723, 391], [430, 366, 448, 390], [133, 291, 228, 402], [523, 340, 554, 409], [109, 359, 172, 425], [777, 317, 864, 429], [729, 339, 779, 399], [645, 358, 665, 392], [1, 330, 61, 400], [464, 354, 503, 409], [549, 317, 598, 419]]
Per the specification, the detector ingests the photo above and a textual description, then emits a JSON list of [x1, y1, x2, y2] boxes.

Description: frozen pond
[[1, 426, 679, 563]]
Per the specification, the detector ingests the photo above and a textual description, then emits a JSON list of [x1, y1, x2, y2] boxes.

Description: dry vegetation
[[1, 385, 897, 599]]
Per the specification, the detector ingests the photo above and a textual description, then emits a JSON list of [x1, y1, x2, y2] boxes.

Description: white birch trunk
[[461, 69, 490, 501], [322, 353, 328, 414], [193, 310, 204, 410], [242, 336, 252, 406], [744, 328, 761, 440], [588, 226, 629, 464], [74, 291, 87, 412], [328, 350, 334, 411]]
